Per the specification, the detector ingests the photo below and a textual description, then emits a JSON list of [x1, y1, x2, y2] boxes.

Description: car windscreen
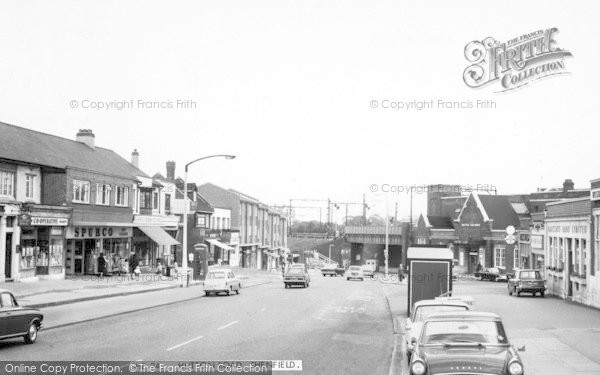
[[413, 305, 469, 322], [519, 271, 541, 279], [207, 272, 226, 279], [286, 268, 304, 275], [421, 320, 508, 345]]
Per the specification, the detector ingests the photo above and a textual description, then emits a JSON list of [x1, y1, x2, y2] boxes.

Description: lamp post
[[182, 154, 235, 287]]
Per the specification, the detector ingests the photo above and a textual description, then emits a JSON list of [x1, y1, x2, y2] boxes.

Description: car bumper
[[517, 286, 546, 293]]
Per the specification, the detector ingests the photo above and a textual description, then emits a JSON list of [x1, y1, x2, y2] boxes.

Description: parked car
[[204, 269, 241, 296], [345, 265, 364, 281], [508, 269, 546, 297], [284, 267, 310, 288], [362, 259, 376, 278], [409, 311, 525, 375], [405, 299, 471, 361], [474, 267, 511, 282], [0, 289, 43, 344]]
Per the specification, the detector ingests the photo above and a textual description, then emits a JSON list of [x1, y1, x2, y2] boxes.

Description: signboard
[[505, 234, 516, 245], [531, 235, 543, 249], [66, 226, 133, 239], [31, 217, 69, 226], [134, 215, 179, 227], [18, 214, 31, 226]]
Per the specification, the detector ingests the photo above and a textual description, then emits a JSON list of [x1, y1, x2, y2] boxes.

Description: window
[[139, 189, 152, 209], [0, 292, 15, 307], [494, 247, 506, 268], [115, 186, 129, 207], [153, 191, 160, 210], [25, 174, 35, 199], [0, 170, 15, 198], [217, 217, 221, 230], [165, 194, 171, 213], [513, 247, 519, 269], [96, 183, 111, 205], [72, 180, 90, 203]]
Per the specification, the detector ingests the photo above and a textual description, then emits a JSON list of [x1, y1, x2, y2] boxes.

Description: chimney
[[166, 161, 176, 180], [131, 149, 139, 168], [563, 179, 574, 192], [76, 129, 95, 149]]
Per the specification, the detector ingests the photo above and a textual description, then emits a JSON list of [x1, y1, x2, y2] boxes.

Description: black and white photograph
[[0, 1, 599, 374]]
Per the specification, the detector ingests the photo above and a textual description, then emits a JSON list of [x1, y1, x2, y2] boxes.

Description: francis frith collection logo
[[463, 28, 572, 92]]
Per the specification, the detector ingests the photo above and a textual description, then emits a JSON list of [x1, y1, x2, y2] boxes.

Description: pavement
[[3, 266, 277, 308], [1, 270, 394, 375]]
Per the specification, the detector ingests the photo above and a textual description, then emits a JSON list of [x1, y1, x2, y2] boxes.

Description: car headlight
[[410, 360, 426, 375], [508, 361, 523, 375]]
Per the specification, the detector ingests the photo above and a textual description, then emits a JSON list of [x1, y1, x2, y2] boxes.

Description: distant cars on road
[[409, 311, 525, 375], [345, 265, 364, 281], [474, 267, 511, 282], [508, 269, 546, 297], [284, 267, 311, 288], [204, 269, 241, 296], [0, 289, 43, 344]]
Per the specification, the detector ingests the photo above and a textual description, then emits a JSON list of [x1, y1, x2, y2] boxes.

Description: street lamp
[[182, 154, 236, 287]]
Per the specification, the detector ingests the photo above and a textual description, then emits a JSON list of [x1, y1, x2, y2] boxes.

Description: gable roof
[[477, 194, 521, 230], [0, 122, 147, 179]]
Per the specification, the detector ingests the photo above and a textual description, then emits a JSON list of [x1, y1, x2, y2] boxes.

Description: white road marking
[[217, 320, 239, 330], [166, 335, 204, 351]]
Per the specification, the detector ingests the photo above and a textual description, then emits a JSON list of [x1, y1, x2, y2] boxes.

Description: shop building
[[545, 197, 591, 305], [589, 178, 600, 308]]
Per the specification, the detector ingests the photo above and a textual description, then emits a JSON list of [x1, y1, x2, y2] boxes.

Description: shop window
[[72, 180, 90, 203], [116, 186, 129, 207], [96, 184, 112, 205], [25, 174, 35, 199], [0, 170, 15, 198]]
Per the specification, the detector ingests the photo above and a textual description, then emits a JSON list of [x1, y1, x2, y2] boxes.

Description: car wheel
[[284, 283, 288, 289], [360, 278, 364, 281], [540, 291, 545, 297], [517, 291, 521, 297], [226, 288, 231, 296], [205, 291, 210, 297], [24, 321, 39, 344], [347, 277, 350, 280]]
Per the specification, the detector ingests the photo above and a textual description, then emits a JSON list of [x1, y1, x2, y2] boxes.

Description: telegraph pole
[[362, 194, 367, 225]]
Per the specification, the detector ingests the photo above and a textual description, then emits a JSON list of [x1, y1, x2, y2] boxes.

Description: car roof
[[0, 289, 12, 294], [413, 299, 470, 308], [424, 311, 500, 321]]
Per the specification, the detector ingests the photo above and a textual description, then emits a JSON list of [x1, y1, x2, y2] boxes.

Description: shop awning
[[137, 226, 180, 246], [206, 239, 233, 251]]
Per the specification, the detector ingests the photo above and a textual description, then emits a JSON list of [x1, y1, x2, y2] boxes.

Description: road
[[0, 272, 394, 375]]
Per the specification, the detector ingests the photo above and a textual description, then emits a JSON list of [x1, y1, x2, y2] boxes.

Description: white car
[[405, 300, 471, 361], [345, 265, 364, 281], [204, 269, 241, 296]]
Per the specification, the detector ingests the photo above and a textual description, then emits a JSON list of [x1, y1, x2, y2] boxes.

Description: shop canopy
[[206, 239, 234, 251], [137, 226, 180, 246]]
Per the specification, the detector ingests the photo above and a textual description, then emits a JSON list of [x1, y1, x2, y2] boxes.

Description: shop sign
[[18, 214, 31, 226], [31, 217, 69, 226], [134, 215, 179, 227], [531, 235, 544, 249], [67, 226, 133, 239], [229, 232, 240, 245]]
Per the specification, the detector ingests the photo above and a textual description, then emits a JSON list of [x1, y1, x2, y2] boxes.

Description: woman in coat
[[97, 253, 107, 278]]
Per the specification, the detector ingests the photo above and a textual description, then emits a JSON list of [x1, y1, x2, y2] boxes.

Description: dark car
[[508, 269, 546, 297], [284, 267, 310, 288], [409, 311, 525, 375], [0, 289, 43, 344]]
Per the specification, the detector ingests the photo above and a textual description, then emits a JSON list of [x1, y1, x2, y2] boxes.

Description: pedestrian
[[156, 259, 163, 275], [97, 253, 107, 278], [129, 251, 139, 280]]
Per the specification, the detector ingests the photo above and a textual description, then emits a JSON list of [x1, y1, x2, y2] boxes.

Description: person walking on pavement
[[97, 253, 107, 278], [129, 250, 139, 280]]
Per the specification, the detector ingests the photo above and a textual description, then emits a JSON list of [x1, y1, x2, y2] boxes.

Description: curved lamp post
[[182, 154, 236, 286]]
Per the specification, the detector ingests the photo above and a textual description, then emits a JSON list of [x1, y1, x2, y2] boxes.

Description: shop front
[[65, 225, 133, 275], [133, 226, 179, 269], [18, 208, 71, 280], [206, 239, 233, 266]]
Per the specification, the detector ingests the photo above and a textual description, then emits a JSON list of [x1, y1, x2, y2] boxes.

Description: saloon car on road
[[0, 289, 43, 344], [409, 311, 525, 375], [284, 267, 310, 288], [345, 265, 364, 281], [508, 269, 546, 297], [204, 269, 241, 296]]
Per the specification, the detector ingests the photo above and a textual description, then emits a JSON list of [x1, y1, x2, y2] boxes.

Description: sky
[[1, 0, 598, 223]]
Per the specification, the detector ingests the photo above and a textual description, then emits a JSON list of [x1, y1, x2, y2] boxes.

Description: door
[[0, 292, 22, 336], [84, 239, 96, 275], [4, 233, 12, 279], [74, 240, 83, 274]]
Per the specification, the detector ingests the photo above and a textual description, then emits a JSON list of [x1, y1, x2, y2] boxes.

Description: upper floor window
[[165, 194, 171, 213], [96, 184, 112, 205], [0, 170, 15, 198], [72, 180, 90, 203], [153, 191, 160, 210], [25, 174, 35, 199], [494, 247, 506, 268], [115, 186, 129, 207], [139, 189, 152, 210]]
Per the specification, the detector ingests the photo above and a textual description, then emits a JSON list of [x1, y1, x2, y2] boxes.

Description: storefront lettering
[[73, 227, 114, 238]]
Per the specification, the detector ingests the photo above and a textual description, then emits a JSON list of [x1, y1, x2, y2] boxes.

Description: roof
[[0, 122, 147, 179], [424, 311, 501, 321], [427, 215, 454, 229], [546, 197, 590, 219], [477, 194, 521, 230]]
